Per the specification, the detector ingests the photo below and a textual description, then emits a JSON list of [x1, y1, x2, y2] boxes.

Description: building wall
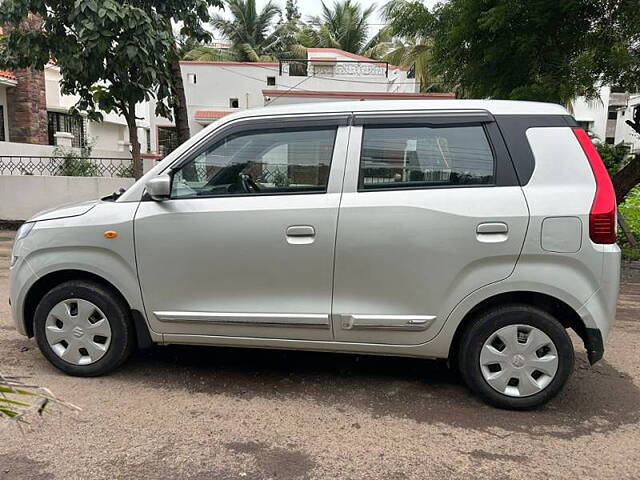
[[572, 87, 611, 141], [0, 175, 135, 220], [615, 95, 640, 154], [44, 65, 151, 156], [149, 57, 418, 153]]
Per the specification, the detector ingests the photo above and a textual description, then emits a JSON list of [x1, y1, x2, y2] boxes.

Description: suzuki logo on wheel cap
[[72, 326, 84, 338], [512, 354, 526, 368]]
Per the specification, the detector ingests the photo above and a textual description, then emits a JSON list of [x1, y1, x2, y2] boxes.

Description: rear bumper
[[584, 327, 604, 365], [577, 243, 620, 364]]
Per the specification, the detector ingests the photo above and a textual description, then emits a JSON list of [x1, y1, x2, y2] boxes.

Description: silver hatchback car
[[9, 100, 620, 409]]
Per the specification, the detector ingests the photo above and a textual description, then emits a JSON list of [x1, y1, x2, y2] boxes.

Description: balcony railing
[[0, 156, 134, 178], [279, 59, 390, 78]]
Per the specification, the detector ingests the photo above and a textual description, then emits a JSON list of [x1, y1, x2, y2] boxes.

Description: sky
[[213, 0, 442, 41]]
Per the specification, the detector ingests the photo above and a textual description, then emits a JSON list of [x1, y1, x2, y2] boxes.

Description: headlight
[[15, 222, 35, 242]]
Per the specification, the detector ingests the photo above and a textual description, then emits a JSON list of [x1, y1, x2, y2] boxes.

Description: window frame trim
[[355, 119, 505, 193], [165, 115, 350, 201]]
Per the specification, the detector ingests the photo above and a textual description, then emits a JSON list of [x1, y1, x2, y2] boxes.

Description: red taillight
[[572, 128, 617, 244]]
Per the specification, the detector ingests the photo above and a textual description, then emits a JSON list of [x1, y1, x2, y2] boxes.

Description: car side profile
[[9, 100, 620, 409]]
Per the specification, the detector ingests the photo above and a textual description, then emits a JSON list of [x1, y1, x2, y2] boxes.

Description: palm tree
[[380, 0, 442, 91], [300, 0, 386, 57], [211, 0, 282, 62], [182, 45, 235, 62]]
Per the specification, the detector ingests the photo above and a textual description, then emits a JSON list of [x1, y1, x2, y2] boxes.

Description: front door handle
[[286, 225, 316, 245]]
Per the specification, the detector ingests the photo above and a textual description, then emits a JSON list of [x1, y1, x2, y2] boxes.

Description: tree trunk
[[125, 101, 143, 179], [613, 153, 640, 204], [169, 53, 191, 144]]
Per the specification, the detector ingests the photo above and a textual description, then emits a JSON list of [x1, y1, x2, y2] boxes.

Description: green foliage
[[183, 45, 235, 61], [620, 187, 640, 246], [211, 0, 282, 61], [117, 162, 137, 179], [53, 146, 99, 177], [299, 0, 385, 57], [382, 1, 440, 91], [1, 373, 79, 424], [622, 246, 640, 261], [385, 0, 640, 103], [597, 142, 631, 176], [0, 1, 175, 120]]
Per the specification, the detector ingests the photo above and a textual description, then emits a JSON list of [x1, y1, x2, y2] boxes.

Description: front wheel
[[458, 304, 574, 410], [34, 280, 135, 376]]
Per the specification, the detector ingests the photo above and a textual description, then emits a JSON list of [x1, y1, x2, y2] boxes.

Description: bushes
[[54, 141, 98, 177]]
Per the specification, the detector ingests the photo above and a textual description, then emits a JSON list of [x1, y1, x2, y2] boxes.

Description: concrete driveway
[[1, 230, 639, 479]]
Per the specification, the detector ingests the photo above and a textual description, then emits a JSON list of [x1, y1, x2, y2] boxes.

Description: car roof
[[117, 99, 569, 203], [222, 99, 569, 121]]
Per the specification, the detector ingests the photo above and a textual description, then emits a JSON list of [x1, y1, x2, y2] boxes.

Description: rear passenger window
[[359, 125, 495, 190]]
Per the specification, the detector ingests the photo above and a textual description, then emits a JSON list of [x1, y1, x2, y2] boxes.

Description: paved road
[[1, 230, 639, 479]]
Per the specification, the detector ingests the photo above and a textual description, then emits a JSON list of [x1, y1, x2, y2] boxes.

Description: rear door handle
[[477, 222, 508, 234], [476, 222, 509, 243], [286, 225, 316, 245]]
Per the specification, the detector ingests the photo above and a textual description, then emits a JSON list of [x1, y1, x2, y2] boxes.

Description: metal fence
[[0, 156, 134, 178]]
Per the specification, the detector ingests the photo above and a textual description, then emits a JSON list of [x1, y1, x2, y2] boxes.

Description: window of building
[[158, 126, 180, 156], [606, 137, 615, 145], [230, 98, 239, 108], [171, 127, 337, 199], [47, 112, 86, 148], [0, 105, 5, 142], [267, 76, 276, 86], [145, 128, 151, 153], [359, 125, 495, 190], [608, 110, 618, 120], [187, 73, 197, 85]]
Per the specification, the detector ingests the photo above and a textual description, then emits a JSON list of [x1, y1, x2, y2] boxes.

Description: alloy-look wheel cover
[[44, 299, 112, 366], [479, 324, 559, 398]]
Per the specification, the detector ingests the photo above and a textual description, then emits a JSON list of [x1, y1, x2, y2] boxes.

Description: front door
[[332, 115, 529, 345], [135, 119, 349, 341]]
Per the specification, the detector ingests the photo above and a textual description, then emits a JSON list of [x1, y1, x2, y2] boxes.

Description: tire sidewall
[[459, 305, 575, 410], [34, 281, 133, 376]]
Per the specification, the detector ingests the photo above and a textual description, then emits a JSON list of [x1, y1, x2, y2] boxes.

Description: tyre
[[34, 280, 135, 376], [458, 304, 574, 410]]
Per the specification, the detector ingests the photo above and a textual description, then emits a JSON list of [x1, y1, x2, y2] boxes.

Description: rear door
[[332, 112, 529, 345]]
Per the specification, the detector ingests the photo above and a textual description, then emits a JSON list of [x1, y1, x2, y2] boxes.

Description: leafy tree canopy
[[385, 0, 640, 104], [0, 1, 174, 121], [299, 0, 388, 58]]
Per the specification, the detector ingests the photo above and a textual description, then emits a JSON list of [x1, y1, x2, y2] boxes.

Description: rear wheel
[[458, 304, 574, 409], [34, 280, 135, 376]]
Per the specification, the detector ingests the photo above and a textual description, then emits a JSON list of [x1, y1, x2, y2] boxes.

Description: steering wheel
[[239, 173, 261, 193]]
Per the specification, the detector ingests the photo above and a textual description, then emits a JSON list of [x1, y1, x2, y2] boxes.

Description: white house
[[572, 87, 640, 153], [149, 47, 454, 155], [0, 64, 152, 161]]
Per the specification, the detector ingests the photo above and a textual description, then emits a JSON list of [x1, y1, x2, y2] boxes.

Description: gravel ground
[[1, 229, 639, 479]]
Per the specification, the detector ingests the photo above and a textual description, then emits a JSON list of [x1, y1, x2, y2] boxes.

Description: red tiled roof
[[0, 70, 17, 81], [194, 110, 233, 120], [262, 90, 455, 100]]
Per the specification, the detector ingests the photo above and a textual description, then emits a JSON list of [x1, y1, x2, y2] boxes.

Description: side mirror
[[146, 174, 171, 201]]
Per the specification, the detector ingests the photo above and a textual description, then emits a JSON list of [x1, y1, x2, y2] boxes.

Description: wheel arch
[[22, 269, 153, 349], [448, 291, 595, 365]]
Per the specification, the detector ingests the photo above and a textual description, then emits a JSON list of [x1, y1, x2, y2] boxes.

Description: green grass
[[620, 187, 640, 260]]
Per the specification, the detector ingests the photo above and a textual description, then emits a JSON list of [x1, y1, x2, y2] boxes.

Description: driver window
[[171, 127, 336, 198]]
